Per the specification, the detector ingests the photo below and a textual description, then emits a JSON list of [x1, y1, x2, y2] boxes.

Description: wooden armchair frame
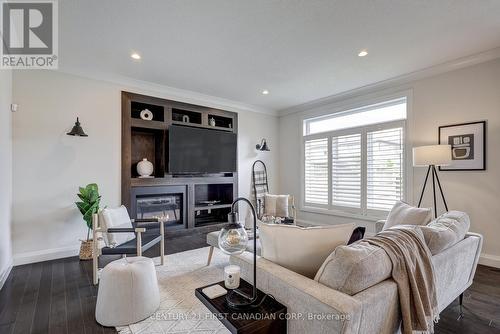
[[92, 213, 165, 285]]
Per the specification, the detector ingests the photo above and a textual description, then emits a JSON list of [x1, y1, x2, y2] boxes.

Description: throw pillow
[[315, 241, 392, 295], [259, 222, 355, 278], [275, 195, 289, 217], [420, 211, 470, 255], [264, 194, 276, 216], [100, 206, 135, 247], [382, 201, 432, 230], [264, 194, 289, 217]]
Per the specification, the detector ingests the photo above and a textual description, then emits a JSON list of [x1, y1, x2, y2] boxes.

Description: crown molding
[[279, 47, 500, 116], [55, 67, 278, 117]]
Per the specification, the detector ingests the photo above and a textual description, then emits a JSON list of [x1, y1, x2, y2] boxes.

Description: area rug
[[117, 247, 232, 334]]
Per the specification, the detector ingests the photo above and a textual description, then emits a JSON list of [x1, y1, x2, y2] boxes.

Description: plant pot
[[79, 239, 94, 260]]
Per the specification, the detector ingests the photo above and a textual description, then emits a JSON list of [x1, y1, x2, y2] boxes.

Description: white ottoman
[[95, 256, 160, 327]]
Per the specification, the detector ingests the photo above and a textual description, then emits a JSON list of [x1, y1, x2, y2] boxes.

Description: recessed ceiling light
[[262, 90, 269, 95], [358, 50, 368, 57], [131, 52, 141, 60]]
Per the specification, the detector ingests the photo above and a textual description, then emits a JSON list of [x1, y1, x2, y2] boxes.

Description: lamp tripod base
[[417, 165, 448, 218]]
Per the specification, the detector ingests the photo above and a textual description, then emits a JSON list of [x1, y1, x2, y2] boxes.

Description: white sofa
[[230, 231, 482, 334]]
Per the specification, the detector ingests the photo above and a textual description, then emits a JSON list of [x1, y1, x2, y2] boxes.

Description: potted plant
[[75, 183, 101, 260]]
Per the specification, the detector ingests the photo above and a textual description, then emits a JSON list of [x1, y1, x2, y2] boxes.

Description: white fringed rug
[[117, 247, 232, 334]]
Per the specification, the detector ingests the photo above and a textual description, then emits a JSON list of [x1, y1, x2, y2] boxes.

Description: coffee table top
[[195, 279, 286, 334]]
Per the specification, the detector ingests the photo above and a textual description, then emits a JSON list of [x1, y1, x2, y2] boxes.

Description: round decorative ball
[[137, 158, 154, 178], [140, 109, 153, 121]]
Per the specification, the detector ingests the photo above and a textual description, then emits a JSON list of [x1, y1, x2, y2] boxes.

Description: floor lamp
[[413, 145, 452, 218]]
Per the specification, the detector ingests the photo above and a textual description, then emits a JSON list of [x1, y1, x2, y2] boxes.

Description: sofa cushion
[[314, 241, 392, 295], [259, 222, 355, 278], [420, 211, 470, 255], [383, 201, 432, 230]]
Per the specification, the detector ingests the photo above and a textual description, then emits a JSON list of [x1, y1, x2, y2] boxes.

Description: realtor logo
[[1, 0, 58, 68]]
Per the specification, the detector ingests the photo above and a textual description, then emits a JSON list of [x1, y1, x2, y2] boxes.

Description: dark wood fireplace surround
[[122, 92, 238, 237]]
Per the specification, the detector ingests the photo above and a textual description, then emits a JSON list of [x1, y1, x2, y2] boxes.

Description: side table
[[195, 279, 287, 334]]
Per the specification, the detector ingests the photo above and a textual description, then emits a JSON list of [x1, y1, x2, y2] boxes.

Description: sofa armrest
[[463, 232, 483, 286], [230, 252, 362, 334]]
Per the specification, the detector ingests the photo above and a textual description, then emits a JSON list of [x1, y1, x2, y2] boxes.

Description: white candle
[[224, 265, 240, 289]]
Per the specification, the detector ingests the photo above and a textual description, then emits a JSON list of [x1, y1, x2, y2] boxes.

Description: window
[[303, 97, 407, 217], [304, 138, 328, 205]]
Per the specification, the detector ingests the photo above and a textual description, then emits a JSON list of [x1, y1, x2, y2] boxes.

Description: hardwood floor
[[1, 244, 499, 334]]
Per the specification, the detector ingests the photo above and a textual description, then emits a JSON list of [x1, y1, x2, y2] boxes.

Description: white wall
[[12, 70, 279, 265], [279, 58, 500, 268], [0, 69, 13, 288]]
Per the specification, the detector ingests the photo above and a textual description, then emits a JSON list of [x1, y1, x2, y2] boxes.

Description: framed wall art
[[438, 121, 486, 171]]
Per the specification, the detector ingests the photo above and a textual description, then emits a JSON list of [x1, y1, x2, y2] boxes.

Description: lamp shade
[[413, 145, 451, 167], [256, 139, 270, 151], [67, 117, 88, 137], [218, 212, 248, 255]]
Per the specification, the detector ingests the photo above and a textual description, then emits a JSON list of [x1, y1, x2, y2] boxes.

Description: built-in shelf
[[172, 108, 202, 124], [195, 206, 231, 227], [131, 101, 165, 122], [194, 204, 232, 211], [122, 91, 238, 233], [130, 127, 165, 178], [131, 175, 236, 187], [208, 114, 233, 129], [131, 118, 166, 130], [171, 120, 234, 132]]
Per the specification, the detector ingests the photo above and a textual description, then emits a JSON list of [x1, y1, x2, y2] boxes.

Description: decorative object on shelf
[[137, 158, 154, 178], [182, 115, 190, 123], [209, 117, 216, 127], [67, 117, 88, 137], [438, 121, 486, 171], [201, 284, 228, 299], [229, 123, 232, 129], [139, 108, 153, 121], [413, 145, 451, 218], [75, 183, 101, 260], [218, 197, 260, 310], [224, 265, 241, 289], [255, 138, 270, 151]]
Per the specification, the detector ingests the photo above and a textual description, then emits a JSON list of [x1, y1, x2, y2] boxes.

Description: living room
[[0, 1, 499, 333]]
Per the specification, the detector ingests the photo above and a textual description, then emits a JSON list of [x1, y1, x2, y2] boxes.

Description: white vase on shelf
[[137, 158, 154, 178]]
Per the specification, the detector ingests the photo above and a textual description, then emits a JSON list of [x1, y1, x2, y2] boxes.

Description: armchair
[[91, 206, 165, 285]]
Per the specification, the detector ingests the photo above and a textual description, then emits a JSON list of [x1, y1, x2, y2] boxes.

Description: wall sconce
[[255, 138, 270, 151], [67, 117, 88, 137]]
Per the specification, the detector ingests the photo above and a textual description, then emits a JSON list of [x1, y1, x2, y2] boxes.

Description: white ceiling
[[60, 0, 500, 113]]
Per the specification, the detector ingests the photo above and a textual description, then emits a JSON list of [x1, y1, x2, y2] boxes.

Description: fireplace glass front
[[136, 193, 183, 228]]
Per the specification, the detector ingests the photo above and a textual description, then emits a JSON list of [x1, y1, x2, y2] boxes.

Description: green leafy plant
[[76, 183, 101, 241]]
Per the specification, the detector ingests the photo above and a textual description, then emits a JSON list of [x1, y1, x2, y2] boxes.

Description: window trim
[[300, 93, 413, 220]]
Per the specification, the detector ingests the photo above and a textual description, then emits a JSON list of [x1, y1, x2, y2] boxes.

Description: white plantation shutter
[[304, 138, 328, 205], [332, 134, 361, 208], [367, 127, 404, 211], [302, 97, 407, 217]]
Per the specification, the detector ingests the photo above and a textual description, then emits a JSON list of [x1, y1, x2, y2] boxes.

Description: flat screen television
[[169, 125, 237, 174]]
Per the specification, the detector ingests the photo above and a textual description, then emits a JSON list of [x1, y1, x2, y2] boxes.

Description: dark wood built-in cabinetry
[[121, 92, 238, 234]]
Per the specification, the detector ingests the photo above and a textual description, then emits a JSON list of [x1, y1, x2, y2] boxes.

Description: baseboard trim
[[479, 253, 500, 269], [13, 245, 80, 266], [0, 260, 13, 290]]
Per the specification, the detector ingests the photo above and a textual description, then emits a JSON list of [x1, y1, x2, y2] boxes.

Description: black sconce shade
[[67, 117, 88, 137], [256, 138, 270, 151]]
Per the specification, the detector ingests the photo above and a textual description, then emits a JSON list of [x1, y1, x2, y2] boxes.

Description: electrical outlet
[[10, 104, 18, 112]]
